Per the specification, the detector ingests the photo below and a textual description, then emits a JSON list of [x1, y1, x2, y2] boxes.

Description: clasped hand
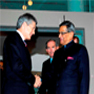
[[34, 74, 42, 88]]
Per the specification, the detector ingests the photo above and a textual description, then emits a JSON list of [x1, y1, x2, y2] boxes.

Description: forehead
[[32, 20, 36, 24], [59, 25, 67, 32], [28, 20, 36, 26], [47, 40, 56, 46]]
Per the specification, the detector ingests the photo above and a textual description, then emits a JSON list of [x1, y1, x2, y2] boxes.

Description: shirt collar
[[64, 45, 66, 48], [63, 40, 73, 49], [16, 30, 25, 41]]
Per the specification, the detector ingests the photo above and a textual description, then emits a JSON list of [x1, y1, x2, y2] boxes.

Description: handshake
[[34, 74, 42, 88]]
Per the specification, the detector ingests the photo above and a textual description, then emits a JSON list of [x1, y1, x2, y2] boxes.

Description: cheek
[[25, 28, 30, 34], [52, 48, 56, 52], [47, 50, 50, 53], [63, 35, 67, 41], [30, 28, 35, 35], [46, 49, 49, 53], [27, 26, 32, 33]]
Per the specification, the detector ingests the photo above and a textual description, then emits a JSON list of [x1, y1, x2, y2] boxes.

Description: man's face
[[59, 25, 74, 45], [73, 38, 79, 44], [46, 41, 58, 58], [23, 21, 36, 40]]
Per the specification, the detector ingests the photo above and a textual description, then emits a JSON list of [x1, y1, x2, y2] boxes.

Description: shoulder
[[5, 32, 17, 42], [54, 47, 63, 56], [4, 32, 22, 46], [72, 43, 88, 55], [55, 46, 62, 52], [43, 58, 50, 66], [77, 44, 88, 54], [74, 43, 87, 51]]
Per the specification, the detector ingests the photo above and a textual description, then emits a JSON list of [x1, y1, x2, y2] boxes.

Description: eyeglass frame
[[58, 31, 69, 35]]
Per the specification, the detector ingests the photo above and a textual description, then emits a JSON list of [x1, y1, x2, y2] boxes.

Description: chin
[[60, 42, 63, 45], [27, 37, 31, 40]]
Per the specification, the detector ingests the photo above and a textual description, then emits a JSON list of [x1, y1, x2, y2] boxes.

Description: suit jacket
[[50, 41, 89, 94], [38, 58, 53, 94], [2, 32, 35, 94]]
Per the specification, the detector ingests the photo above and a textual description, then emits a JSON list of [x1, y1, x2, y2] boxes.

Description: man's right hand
[[34, 75, 42, 88]]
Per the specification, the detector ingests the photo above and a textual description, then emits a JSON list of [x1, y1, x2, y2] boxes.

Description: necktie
[[64, 45, 66, 48], [24, 41, 27, 47], [50, 58, 53, 63]]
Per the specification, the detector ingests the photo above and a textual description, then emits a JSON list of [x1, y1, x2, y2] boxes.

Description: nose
[[33, 30, 35, 35], [50, 48, 53, 51]]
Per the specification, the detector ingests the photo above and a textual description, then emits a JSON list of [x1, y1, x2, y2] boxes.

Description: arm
[[3, 42, 35, 85], [38, 62, 47, 94], [78, 46, 90, 94]]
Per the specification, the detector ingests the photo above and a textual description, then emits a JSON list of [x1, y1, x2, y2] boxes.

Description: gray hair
[[16, 13, 37, 29], [59, 20, 75, 34]]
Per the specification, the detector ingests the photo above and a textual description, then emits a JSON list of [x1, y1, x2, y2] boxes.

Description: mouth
[[60, 38, 63, 41], [30, 33, 33, 37], [50, 52, 53, 55]]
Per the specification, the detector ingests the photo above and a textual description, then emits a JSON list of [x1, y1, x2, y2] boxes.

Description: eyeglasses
[[58, 32, 68, 35]]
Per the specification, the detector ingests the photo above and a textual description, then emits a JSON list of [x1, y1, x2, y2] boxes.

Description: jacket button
[[65, 59, 67, 62]]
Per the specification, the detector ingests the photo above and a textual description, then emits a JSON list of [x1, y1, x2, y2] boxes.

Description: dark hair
[[59, 20, 75, 33], [16, 13, 37, 29], [45, 39, 58, 49]]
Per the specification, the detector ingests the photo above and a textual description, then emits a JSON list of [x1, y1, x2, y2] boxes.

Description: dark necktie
[[24, 41, 27, 47]]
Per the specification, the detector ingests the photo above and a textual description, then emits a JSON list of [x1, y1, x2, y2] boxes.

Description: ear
[[46, 49, 48, 52], [70, 31, 74, 35], [57, 46, 59, 50], [70, 31, 74, 38]]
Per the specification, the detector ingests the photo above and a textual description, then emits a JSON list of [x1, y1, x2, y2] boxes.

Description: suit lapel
[[15, 32, 31, 70]]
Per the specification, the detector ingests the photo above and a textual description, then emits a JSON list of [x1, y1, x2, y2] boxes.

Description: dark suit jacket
[[50, 41, 89, 94], [2, 32, 35, 94], [38, 58, 53, 94]]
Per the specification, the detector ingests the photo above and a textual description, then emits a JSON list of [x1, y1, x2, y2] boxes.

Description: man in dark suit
[[38, 39, 59, 94], [2, 13, 41, 94], [49, 21, 90, 94]]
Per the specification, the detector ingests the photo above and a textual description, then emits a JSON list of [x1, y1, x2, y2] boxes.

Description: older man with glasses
[[49, 20, 90, 94]]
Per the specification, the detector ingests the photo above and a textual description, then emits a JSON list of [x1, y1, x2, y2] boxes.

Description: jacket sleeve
[[3, 42, 35, 85], [38, 62, 47, 94], [78, 46, 90, 94]]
